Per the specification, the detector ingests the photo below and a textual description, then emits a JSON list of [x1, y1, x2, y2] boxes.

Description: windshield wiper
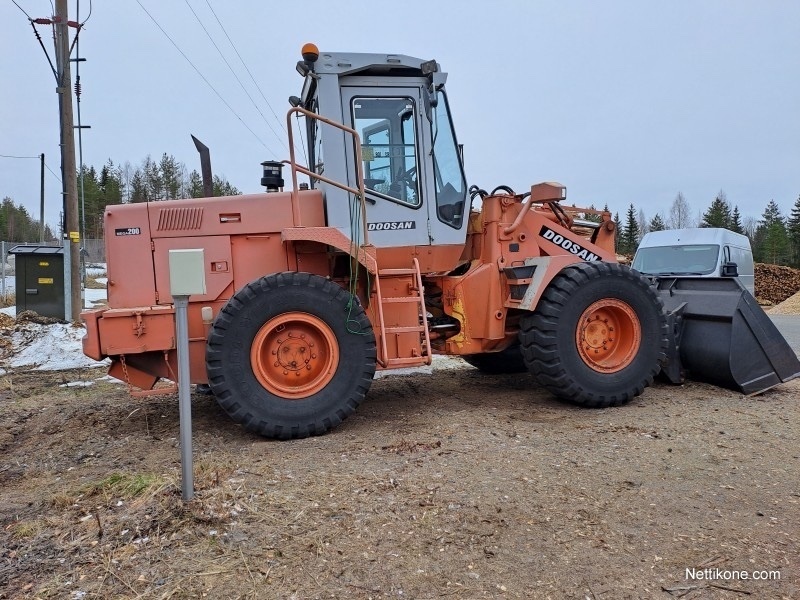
[[647, 271, 706, 276]]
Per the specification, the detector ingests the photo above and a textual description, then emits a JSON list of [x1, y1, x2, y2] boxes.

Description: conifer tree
[[583, 203, 602, 224], [648, 213, 666, 232], [701, 191, 731, 228], [753, 200, 789, 265], [618, 203, 640, 255], [729, 206, 744, 235]]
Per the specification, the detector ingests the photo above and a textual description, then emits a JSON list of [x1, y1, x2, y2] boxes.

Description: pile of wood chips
[[755, 262, 800, 306]]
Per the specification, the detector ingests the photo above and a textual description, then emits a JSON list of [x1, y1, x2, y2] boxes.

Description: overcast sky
[[2, 0, 799, 232]]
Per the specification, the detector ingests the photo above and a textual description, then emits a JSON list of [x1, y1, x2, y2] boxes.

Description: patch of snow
[[59, 380, 95, 388], [95, 374, 126, 384], [3, 322, 109, 372], [84, 287, 107, 308], [1, 306, 15, 317], [86, 265, 107, 277]]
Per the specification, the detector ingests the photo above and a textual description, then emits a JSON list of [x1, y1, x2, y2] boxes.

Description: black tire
[[463, 344, 527, 374], [519, 262, 668, 408], [206, 272, 376, 439]]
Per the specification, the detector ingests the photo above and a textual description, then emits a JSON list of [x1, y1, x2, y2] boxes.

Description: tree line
[[613, 191, 800, 268], [4, 162, 799, 270], [79, 154, 240, 239], [0, 197, 57, 242], [2, 153, 242, 242]]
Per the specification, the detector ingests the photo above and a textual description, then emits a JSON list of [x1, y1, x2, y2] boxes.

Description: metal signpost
[[168, 249, 207, 501]]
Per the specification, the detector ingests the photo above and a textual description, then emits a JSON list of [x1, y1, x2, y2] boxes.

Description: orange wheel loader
[[82, 45, 800, 439]]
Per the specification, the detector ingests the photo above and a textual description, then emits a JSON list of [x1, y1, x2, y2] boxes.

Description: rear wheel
[[206, 272, 376, 439], [519, 262, 668, 407]]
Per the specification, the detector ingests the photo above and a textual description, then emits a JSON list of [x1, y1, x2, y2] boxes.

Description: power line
[[183, 0, 289, 155], [202, 0, 304, 161], [0, 154, 62, 183], [44, 162, 62, 182], [11, 0, 33, 20], [134, 0, 276, 154], [80, 0, 92, 25]]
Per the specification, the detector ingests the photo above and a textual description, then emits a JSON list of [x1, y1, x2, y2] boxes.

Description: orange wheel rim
[[576, 299, 641, 373], [250, 312, 339, 399]]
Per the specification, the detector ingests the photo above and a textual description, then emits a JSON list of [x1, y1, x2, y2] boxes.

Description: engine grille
[[156, 207, 204, 231]]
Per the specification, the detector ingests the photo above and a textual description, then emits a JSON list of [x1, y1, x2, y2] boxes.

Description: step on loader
[[82, 44, 800, 439]]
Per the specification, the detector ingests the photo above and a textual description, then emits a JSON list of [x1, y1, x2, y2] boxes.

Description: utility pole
[[39, 153, 45, 243], [54, 0, 81, 321]]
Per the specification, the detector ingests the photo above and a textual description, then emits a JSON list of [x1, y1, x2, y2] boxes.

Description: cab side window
[[431, 91, 467, 228]]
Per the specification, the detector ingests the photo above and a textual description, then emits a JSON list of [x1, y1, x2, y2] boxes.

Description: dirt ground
[[0, 364, 798, 600]]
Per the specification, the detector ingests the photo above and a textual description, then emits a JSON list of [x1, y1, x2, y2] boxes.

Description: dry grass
[[77, 472, 171, 502], [0, 291, 14, 308], [0, 367, 798, 599], [85, 276, 107, 290]]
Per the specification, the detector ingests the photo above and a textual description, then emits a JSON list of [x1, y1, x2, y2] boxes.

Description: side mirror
[[721, 261, 739, 277]]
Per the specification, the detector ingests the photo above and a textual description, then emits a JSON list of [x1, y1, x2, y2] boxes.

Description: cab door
[[340, 86, 430, 248]]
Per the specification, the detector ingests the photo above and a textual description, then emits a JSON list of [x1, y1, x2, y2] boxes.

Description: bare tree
[[667, 191, 693, 229], [743, 215, 758, 239], [120, 161, 134, 203], [637, 207, 648, 241]]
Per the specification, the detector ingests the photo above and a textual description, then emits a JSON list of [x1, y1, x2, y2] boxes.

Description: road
[[770, 314, 800, 355]]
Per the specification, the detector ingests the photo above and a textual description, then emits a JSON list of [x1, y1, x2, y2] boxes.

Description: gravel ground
[[1, 364, 798, 600]]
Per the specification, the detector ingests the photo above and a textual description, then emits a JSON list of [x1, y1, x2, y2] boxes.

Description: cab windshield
[[633, 244, 720, 275]]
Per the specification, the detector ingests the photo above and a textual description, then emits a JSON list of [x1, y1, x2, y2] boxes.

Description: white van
[[632, 228, 754, 295]]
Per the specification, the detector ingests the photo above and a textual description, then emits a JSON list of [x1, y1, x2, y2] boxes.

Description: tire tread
[[519, 262, 668, 408]]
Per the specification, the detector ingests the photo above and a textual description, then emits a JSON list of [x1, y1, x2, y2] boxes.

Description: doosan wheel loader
[[81, 44, 800, 439]]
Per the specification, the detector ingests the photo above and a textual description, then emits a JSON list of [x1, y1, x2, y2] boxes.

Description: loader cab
[[296, 49, 468, 263]]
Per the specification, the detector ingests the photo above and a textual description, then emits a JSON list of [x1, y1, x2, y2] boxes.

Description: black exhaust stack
[[191, 135, 213, 197]]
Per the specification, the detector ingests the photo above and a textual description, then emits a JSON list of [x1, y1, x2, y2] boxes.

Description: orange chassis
[[82, 183, 616, 395]]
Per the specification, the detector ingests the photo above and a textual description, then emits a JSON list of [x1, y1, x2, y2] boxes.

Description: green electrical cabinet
[[9, 245, 65, 319]]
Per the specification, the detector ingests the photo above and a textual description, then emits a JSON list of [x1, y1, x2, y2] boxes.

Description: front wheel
[[206, 272, 376, 439], [519, 262, 668, 408]]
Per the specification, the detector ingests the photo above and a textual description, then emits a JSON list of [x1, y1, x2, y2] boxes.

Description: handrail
[[503, 195, 532, 235], [503, 198, 574, 235], [285, 106, 369, 245], [412, 257, 433, 366]]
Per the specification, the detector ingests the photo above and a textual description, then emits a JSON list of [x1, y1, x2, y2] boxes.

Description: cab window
[[431, 91, 467, 228], [352, 97, 421, 207]]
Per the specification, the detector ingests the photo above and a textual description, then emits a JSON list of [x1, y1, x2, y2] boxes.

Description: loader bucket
[[656, 277, 800, 394]]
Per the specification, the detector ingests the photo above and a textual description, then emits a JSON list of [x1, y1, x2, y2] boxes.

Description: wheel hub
[[576, 298, 641, 373], [251, 313, 339, 399]]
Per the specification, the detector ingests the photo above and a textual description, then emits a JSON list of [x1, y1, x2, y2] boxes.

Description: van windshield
[[632, 244, 720, 276]]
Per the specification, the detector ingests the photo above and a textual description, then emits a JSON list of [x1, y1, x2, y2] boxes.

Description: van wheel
[[206, 272, 376, 439], [519, 262, 669, 407]]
